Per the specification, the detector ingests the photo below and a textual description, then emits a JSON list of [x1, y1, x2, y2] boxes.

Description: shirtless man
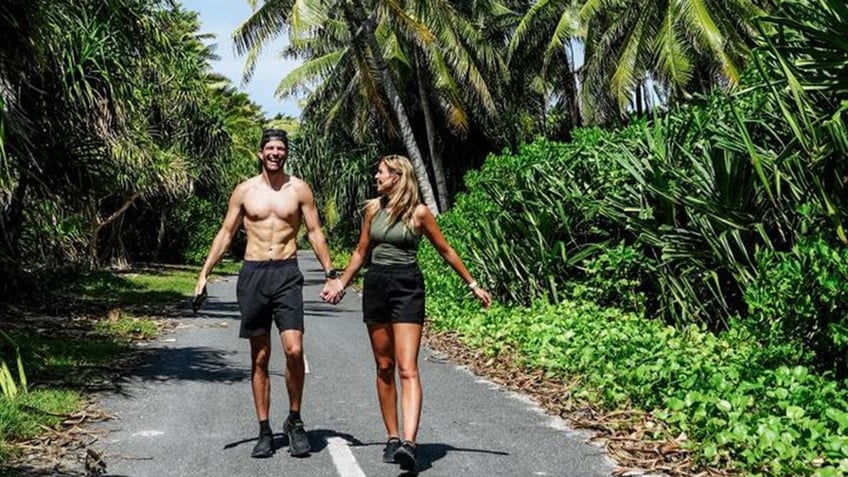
[[194, 129, 344, 458]]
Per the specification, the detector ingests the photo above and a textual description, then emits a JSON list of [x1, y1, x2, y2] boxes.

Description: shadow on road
[[413, 442, 510, 473], [304, 298, 348, 318], [222, 427, 364, 456], [189, 298, 241, 318], [133, 346, 248, 384]]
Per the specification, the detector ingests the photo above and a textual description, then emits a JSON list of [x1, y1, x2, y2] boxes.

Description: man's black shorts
[[236, 258, 304, 338], [362, 263, 425, 324]]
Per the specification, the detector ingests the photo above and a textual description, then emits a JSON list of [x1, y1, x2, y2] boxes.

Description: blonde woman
[[322, 154, 491, 471]]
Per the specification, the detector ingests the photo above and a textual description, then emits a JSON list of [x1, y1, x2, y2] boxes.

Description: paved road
[[95, 253, 615, 477]]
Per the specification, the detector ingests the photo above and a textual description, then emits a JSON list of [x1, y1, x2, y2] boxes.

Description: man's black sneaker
[[251, 432, 274, 458], [393, 440, 417, 471], [382, 437, 402, 463], [283, 417, 311, 456]]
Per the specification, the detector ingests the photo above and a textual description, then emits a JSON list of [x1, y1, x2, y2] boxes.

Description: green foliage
[[0, 0, 264, 290], [0, 389, 81, 465], [427, 295, 848, 476], [422, 132, 632, 305], [753, 0, 848, 245], [95, 315, 159, 342], [289, 124, 379, 248], [168, 196, 237, 265], [745, 237, 848, 375], [599, 96, 794, 327], [417, 7, 848, 474], [567, 243, 648, 312], [0, 333, 26, 401]]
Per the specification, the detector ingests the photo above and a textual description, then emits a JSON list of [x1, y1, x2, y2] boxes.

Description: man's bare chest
[[242, 187, 300, 222]]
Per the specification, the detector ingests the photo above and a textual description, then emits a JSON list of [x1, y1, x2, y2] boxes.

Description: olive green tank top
[[370, 208, 421, 265]]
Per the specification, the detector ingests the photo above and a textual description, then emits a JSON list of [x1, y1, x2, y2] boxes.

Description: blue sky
[[181, 0, 303, 118]]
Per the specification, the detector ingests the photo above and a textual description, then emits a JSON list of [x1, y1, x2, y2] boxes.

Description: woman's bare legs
[[367, 323, 400, 439], [392, 323, 423, 443]]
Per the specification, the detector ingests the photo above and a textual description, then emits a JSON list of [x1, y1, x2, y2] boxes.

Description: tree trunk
[[566, 41, 582, 128], [103, 215, 130, 270], [0, 172, 28, 296], [415, 51, 450, 211], [88, 192, 141, 266], [635, 79, 644, 116], [154, 208, 166, 261], [344, 1, 440, 215]]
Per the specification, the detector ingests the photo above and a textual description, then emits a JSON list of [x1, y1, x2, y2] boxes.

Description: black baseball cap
[[260, 129, 288, 149]]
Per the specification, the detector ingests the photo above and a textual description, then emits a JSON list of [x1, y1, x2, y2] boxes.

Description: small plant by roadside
[[1, 331, 80, 465], [0, 332, 26, 400], [95, 311, 160, 341]]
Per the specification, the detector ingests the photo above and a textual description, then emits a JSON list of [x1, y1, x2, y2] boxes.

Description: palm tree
[[0, 0, 265, 278], [374, 0, 513, 210], [581, 0, 767, 119], [509, 0, 767, 123], [235, 0, 441, 213], [236, 0, 512, 213], [508, 0, 583, 132]]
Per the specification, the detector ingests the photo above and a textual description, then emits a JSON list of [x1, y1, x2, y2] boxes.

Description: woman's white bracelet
[[468, 280, 479, 290]]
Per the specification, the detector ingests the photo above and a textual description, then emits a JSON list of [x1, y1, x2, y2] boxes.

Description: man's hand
[[193, 277, 208, 313], [320, 279, 346, 305]]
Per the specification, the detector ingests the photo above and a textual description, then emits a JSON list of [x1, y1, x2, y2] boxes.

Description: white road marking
[[326, 437, 366, 477], [304, 352, 310, 374]]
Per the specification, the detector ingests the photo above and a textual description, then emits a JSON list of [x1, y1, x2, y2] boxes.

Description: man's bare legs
[[280, 329, 310, 456], [249, 335, 273, 421], [280, 329, 305, 413], [248, 331, 306, 417], [248, 330, 309, 456], [249, 335, 275, 457]]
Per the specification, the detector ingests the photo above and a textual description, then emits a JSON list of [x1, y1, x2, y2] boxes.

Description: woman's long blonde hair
[[367, 154, 420, 228]]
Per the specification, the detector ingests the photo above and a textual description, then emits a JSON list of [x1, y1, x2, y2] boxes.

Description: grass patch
[[4, 332, 131, 388], [1, 260, 228, 467], [0, 390, 82, 463], [95, 314, 159, 341], [57, 259, 241, 308]]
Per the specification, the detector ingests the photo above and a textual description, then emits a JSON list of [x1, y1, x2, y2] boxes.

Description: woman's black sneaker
[[393, 440, 417, 471], [251, 432, 274, 458], [382, 437, 402, 463]]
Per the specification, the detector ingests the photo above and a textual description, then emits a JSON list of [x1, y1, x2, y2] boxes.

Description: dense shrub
[[424, 131, 641, 305], [424, 293, 848, 476], [744, 237, 848, 376]]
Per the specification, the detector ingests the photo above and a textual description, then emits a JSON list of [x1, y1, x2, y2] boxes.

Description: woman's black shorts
[[236, 258, 304, 338], [362, 263, 425, 324]]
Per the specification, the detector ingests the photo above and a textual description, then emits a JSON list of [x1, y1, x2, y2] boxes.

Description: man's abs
[[239, 180, 303, 261], [242, 216, 299, 261]]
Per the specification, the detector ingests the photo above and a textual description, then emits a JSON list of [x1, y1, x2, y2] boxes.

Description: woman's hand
[[320, 279, 346, 304], [472, 286, 492, 308]]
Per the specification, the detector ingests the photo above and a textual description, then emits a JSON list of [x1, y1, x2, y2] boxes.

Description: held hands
[[320, 278, 346, 305]]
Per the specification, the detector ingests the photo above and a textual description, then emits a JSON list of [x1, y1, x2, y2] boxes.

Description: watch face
[[326, 269, 338, 279]]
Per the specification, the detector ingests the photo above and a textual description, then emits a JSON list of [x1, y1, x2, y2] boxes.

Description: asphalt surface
[[94, 253, 616, 477]]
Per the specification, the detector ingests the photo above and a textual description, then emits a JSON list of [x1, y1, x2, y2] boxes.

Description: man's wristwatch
[[325, 268, 339, 280]]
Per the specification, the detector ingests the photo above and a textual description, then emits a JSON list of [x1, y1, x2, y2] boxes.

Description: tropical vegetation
[[2, 0, 847, 475]]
